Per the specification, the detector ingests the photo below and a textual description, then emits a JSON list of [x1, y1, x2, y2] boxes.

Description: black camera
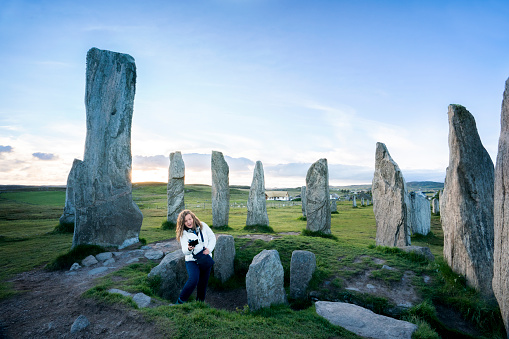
[[188, 239, 199, 247]]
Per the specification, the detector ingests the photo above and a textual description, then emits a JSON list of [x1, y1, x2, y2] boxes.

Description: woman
[[175, 209, 216, 304]]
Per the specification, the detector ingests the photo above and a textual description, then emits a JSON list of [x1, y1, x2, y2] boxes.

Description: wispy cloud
[[133, 153, 255, 172], [32, 152, 57, 161]]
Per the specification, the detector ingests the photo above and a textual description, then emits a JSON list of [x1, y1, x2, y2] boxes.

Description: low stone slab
[[88, 267, 109, 275], [96, 252, 113, 261], [145, 250, 164, 260], [133, 292, 151, 308], [315, 301, 417, 339], [108, 288, 132, 297], [103, 258, 115, 266], [81, 255, 98, 267]]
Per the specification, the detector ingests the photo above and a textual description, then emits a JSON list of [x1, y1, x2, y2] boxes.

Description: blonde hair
[[176, 209, 202, 242]]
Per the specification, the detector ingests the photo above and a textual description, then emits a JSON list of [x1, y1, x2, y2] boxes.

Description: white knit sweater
[[179, 222, 216, 262]]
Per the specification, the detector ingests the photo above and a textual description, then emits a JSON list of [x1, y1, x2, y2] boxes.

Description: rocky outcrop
[[306, 159, 331, 234], [315, 301, 417, 339], [214, 235, 235, 283], [211, 151, 230, 227], [408, 191, 430, 235], [167, 151, 185, 225], [59, 159, 81, 225], [72, 48, 143, 249], [301, 186, 306, 217], [494, 78, 509, 335], [441, 104, 494, 296], [148, 250, 187, 301], [246, 249, 287, 311], [290, 250, 316, 300], [246, 161, 269, 226], [372, 142, 410, 247]]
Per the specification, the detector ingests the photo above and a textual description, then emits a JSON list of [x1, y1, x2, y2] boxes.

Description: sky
[[1, 0, 508, 188]]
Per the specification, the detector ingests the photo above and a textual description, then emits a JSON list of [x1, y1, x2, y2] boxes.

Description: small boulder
[[95, 252, 113, 261], [70, 263, 81, 271], [70, 315, 90, 334], [148, 250, 187, 301], [398, 246, 435, 261], [145, 250, 164, 260], [81, 255, 98, 267], [133, 292, 151, 308], [102, 258, 116, 266]]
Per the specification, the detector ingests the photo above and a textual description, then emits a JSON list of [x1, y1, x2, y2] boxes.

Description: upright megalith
[[72, 48, 143, 249], [214, 235, 235, 283], [246, 249, 287, 311], [306, 159, 331, 234], [290, 250, 316, 300], [432, 198, 440, 215], [372, 142, 410, 247], [211, 151, 230, 227], [59, 159, 81, 225], [408, 191, 430, 236], [330, 200, 337, 213], [494, 78, 509, 335], [301, 186, 307, 217], [167, 151, 185, 225], [246, 161, 269, 226], [441, 104, 494, 296], [352, 196, 357, 208]]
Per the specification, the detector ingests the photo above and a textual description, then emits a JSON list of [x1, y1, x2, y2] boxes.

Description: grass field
[[0, 183, 505, 338]]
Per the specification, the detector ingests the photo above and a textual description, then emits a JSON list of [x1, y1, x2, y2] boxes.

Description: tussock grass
[[52, 221, 74, 234], [243, 225, 274, 233], [160, 220, 176, 230], [45, 244, 105, 271]]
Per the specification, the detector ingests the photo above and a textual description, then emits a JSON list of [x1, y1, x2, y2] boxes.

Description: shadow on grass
[[243, 225, 274, 233]]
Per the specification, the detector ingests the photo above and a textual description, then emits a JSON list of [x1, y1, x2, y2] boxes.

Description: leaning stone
[[95, 252, 113, 261], [246, 249, 287, 311], [301, 186, 306, 217], [145, 250, 164, 260], [408, 191, 430, 236], [315, 301, 417, 339], [59, 159, 81, 225], [306, 159, 331, 234], [88, 267, 109, 275], [81, 255, 98, 267], [441, 104, 494, 296], [246, 161, 269, 227], [399, 246, 435, 261], [148, 250, 187, 301], [70, 315, 90, 334], [70, 263, 81, 271], [494, 77, 509, 335], [108, 288, 132, 297], [290, 250, 316, 300], [372, 142, 411, 247], [72, 47, 143, 249], [211, 150, 230, 227], [214, 235, 235, 283], [133, 292, 151, 308], [167, 151, 185, 225]]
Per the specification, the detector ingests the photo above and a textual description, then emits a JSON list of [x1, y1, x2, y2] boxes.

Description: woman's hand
[[202, 248, 210, 255], [188, 245, 195, 251]]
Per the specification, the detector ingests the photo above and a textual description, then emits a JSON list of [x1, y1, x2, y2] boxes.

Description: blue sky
[[1, 0, 508, 187]]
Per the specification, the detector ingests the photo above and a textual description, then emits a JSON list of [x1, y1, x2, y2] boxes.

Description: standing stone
[[361, 197, 365, 206], [330, 200, 337, 213], [59, 159, 81, 225], [290, 250, 316, 300], [306, 159, 331, 234], [148, 250, 187, 301], [372, 142, 411, 247], [432, 198, 440, 215], [246, 161, 269, 226], [72, 48, 143, 249], [353, 196, 357, 208], [408, 191, 430, 236], [214, 235, 235, 283], [301, 186, 307, 217], [211, 151, 230, 227], [441, 104, 494, 296], [167, 151, 185, 225], [246, 249, 287, 311], [494, 78, 509, 336]]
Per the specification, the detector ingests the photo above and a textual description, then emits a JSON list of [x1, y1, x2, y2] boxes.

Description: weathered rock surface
[[372, 142, 411, 247], [306, 159, 331, 234], [72, 47, 143, 249], [70, 315, 90, 334], [144, 250, 164, 260], [246, 161, 269, 226], [246, 249, 287, 311], [167, 151, 185, 225], [290, 250, 316, 300], [432, 198, 440, 215], [315, 301, 417, 339], [132, 293, 151, 308], [148, 250, 187, 301], [301, 186, 306, 217], [108, 288, 132, 297], [408, 191, 430, 235], [330, 200, 337, 213], [213, 235, 235, 283], [95, 252, 113, 261], [81, 255, 98, 267], [494, 77, 509, 336], [59, 159, 81, 225], [211, 151, 230, 227], [441, 104, 494, 296], [398, 246, 435, 261]]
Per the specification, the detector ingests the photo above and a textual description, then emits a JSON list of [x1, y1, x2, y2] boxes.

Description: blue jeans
[[179, 261, 212, 302]]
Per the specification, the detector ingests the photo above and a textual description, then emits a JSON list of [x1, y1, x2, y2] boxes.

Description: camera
[[188, 239, 199, 247]]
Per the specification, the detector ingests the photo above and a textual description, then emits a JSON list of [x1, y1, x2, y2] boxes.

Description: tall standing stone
[[290, 250, 316, 300], [372, 142, 411, 247], [211, 150, 230, 227], [306, 159, 331, 234], [330, 200, 337, 213], [353, 196, 357, 208], [494, 78, 509, 336], [432, 198, 440, 215], [167, 151, 185, 225], [72, 48, 143, 249], [441, 104, 494, 296], [59, 159, 81, 225], [408, 191, 430, 236], [214, 235, 236, 283], [246, 161, 269, 226], [301, 186, 307, 217]]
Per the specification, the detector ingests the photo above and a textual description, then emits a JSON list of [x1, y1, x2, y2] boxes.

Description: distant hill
[[330, 181, 444, 192]]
